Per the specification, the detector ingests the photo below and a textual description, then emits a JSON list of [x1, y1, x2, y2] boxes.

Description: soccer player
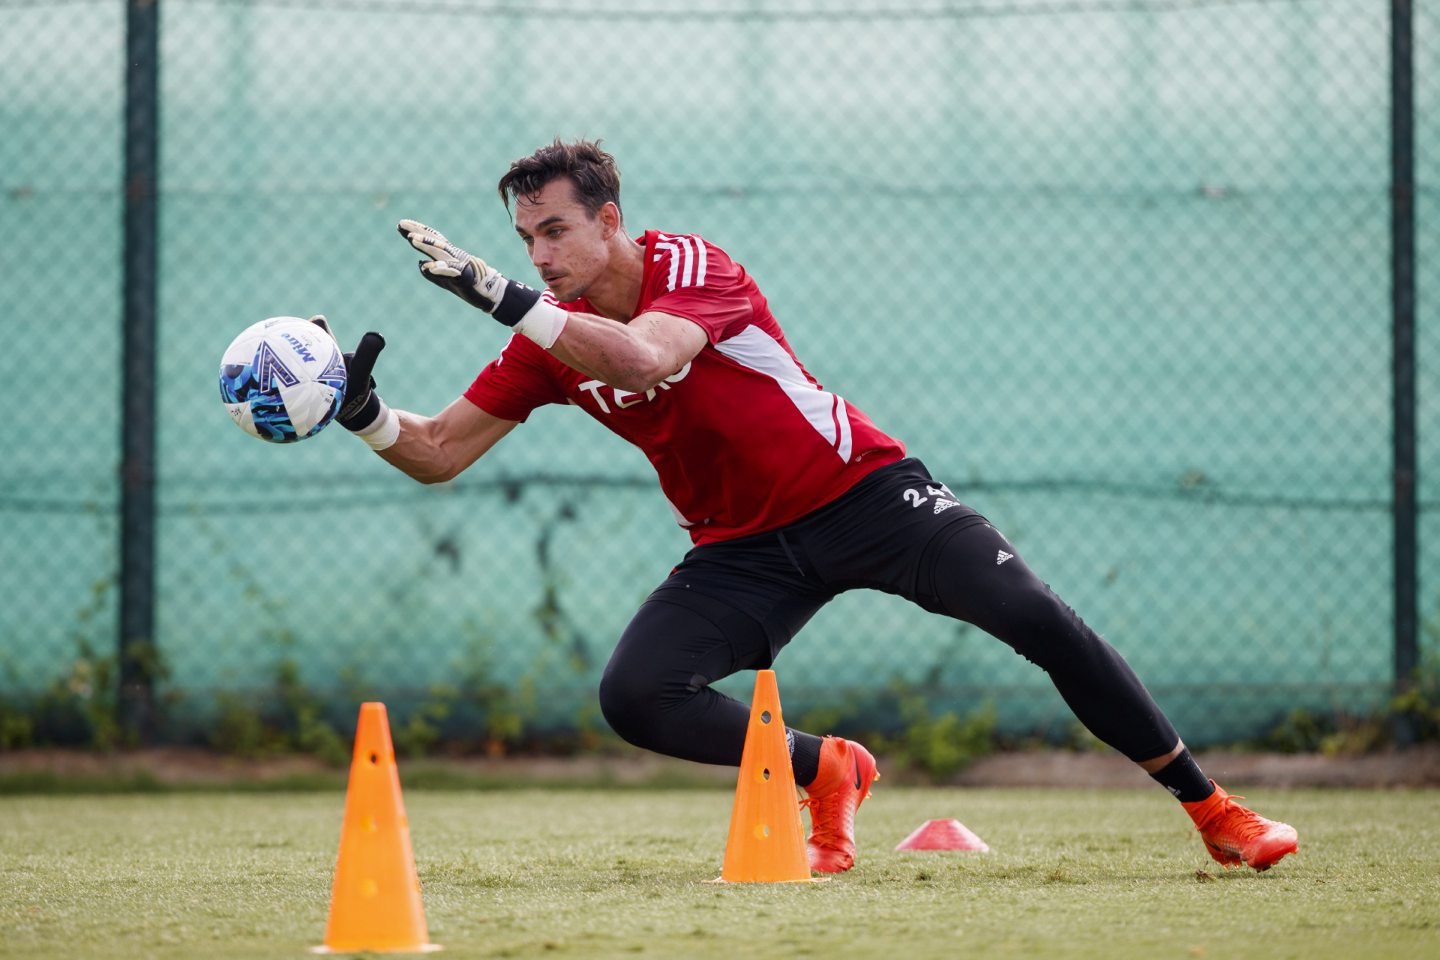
[[321, 139, 1298, 874]]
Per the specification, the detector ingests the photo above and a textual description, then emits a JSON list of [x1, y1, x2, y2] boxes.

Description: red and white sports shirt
[[464, 230, 905, 545]]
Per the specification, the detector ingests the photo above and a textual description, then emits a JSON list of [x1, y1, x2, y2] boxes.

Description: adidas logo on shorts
[[996, 550, 1014, 565], [933, 499, 959, 514]]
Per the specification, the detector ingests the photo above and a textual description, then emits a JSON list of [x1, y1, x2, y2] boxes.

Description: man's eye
[[548, 229, 564, 238]]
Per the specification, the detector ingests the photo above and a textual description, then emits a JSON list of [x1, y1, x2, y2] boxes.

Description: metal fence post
[[120, 0, 161, 741], [1390, 0, 1418, 746]]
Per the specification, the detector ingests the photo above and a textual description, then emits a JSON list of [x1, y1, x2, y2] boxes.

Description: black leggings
[[598, 458, 1179, 769]]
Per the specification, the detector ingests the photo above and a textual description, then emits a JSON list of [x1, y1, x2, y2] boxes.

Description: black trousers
[[598, 458, 1179, 768]]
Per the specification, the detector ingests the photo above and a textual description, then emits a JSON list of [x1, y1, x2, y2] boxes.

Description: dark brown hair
[[497, 138, 621, 220]]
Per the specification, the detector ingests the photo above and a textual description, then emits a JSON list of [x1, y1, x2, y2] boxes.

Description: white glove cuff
[[354, 400, 400, 451], [513, 301, 570, 350]]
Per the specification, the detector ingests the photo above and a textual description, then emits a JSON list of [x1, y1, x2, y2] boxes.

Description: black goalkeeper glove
[[307, 315, 387, 433], [396, 219, 568, 348], [395, 219, 542, 320]]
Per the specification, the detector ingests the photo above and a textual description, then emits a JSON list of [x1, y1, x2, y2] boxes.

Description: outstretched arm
[[312, 315, 517, 484], [396, 220, 706, 393], [378, 396, 518, 485]]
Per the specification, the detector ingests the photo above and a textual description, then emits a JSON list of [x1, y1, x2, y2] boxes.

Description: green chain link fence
[[1, 0, 1435, 751]]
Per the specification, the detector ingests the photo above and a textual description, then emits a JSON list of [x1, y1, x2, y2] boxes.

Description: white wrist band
[[513, 301, 569, 349], [355, 401, 400, 451]]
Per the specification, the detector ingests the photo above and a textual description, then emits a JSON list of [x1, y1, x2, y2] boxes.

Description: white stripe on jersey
[[662, 489, 695, 527], [679, 236, 696, 288], [657, 241, 681, 291], [714, 325, 853, 463], [656, 233, 706, 292], [496, 332, 523, 366], [833, 396, 853, 461]]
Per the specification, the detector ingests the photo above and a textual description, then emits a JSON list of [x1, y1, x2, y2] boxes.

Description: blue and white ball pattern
[[219, 317, 347, 443]]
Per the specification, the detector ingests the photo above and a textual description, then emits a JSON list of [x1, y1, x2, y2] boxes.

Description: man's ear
[[599, 201, 623, 239]]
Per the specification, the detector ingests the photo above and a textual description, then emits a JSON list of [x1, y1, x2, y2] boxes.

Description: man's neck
[[581, 234, 645, 322]]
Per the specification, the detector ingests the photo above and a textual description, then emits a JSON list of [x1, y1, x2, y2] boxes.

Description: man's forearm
[[547, 312, 675, 393], [374, 410, 459, 484]]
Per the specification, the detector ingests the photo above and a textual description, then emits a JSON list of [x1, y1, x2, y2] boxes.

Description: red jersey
[[464, 230, 905, 545]]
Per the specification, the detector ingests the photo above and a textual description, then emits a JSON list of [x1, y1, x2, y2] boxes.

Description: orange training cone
[[714, 670, 818, 883], [895, 818, 990, 852], [313, 702, 441, 954]]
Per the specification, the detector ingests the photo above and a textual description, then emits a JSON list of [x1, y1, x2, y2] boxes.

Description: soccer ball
[[219, 316, 347, 443]]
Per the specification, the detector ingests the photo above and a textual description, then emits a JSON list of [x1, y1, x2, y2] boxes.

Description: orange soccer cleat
[[800, 736, 879, 873], [1183, 780, 1298, 871]]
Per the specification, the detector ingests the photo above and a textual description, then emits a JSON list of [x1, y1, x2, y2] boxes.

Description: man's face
[[513, 178, 613, 303]]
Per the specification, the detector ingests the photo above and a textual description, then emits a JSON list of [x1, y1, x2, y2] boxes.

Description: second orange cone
[[315, 702, 440, 954], [716, 670, 816, 883]]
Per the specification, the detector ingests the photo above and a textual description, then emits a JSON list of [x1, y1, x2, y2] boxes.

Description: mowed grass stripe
[[2, 788, 1436, 959]]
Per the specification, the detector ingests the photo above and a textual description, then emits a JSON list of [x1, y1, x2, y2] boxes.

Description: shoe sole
[[1204, 841, 1242, 868], [1248, 840, 1299, 872], [1205, 839, 1299, 872]]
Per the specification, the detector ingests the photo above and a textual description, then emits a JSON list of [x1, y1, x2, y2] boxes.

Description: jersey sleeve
[[463, 334, 567, 422], [645, 238, 755, 343]]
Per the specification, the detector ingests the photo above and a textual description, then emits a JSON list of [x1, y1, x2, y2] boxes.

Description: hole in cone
[[760, 710, 772, 724], [368, 752, 379, 765], [753, 823, 770, 840], [760, 768, 771, 781]]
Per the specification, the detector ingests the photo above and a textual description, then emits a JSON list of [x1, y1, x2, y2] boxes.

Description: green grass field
[[3, 786, 1436, 959]]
